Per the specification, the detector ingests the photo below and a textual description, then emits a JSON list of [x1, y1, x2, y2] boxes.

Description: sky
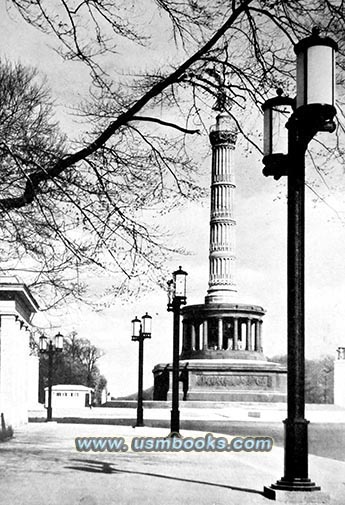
[[1, 3, 345, 397]]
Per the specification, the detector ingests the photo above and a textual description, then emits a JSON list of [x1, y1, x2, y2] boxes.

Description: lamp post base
[[47, 407, 53, 422], [135, 409, 144, 428], [264, 482, 330, 503], [170, 409, 180, 436], [167, 431, 182, 439]]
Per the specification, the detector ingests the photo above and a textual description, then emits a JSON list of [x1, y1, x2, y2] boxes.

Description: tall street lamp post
[[39, 332, 64, 422], [167, 266, 188, 436], [131, 312, 152, 427], [262, 28, 337, 499]]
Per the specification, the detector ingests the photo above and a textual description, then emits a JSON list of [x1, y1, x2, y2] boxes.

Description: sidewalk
[[1, 423, 344, 505]]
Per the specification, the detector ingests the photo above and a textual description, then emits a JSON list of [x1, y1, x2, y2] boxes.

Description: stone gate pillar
[[0, 277, 39, 427]]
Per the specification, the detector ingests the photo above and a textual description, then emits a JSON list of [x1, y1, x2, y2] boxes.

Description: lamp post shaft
[[284, 127, 309, 481], [170, 300, 181, 435], [263, 29, 337, 499], [264, 117, 328, 497], [47, 342, 53, 422], [136, 335, 144, 427]]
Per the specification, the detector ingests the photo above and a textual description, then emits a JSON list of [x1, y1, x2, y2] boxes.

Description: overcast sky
[[1, 4, 345, 397]]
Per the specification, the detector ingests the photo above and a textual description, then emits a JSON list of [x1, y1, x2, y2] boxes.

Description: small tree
[[38, 332, 107, 403], [270, 354, 334, 403]]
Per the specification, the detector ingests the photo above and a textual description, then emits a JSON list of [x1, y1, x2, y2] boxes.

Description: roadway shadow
[[65, 458, 264, 496]]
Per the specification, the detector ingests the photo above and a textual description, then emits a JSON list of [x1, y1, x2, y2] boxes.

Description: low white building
[[44, 385, 93, 408]]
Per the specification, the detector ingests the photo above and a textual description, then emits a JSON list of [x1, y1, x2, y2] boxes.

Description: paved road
[[41, 417, 345, 462], [178, 421, 345, 462], [1, 423, 345, 505]]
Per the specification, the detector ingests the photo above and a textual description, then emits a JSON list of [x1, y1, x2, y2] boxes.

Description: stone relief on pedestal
[[195, 374, 273, 389]]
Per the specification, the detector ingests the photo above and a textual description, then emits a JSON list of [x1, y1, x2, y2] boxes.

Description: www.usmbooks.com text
[[75, 433, 273, 453]]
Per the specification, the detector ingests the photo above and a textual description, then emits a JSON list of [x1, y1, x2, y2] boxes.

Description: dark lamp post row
[[131, 312, 152, 427], [167, 266, 188, 437], [262, 27, 338, 499], [39, 332, 64, 422], [130, 267, 187, 434]]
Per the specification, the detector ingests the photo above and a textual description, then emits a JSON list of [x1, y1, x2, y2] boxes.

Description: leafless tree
[[1, 1, 345, 307]]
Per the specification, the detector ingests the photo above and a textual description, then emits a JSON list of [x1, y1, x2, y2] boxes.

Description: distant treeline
[[37, 333, 107, 406], [113, 386, 154, 401], [270, 355, 334, 404]]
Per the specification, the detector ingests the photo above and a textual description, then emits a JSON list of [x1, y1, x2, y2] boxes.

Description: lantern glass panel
[[297, 45, 335, 108], [174, 270, 187, 298], [307, 45, 334, 106], [54, 332, 64, 350], [39, 335, 48, 352], [263, 107, 272, 156], [296, 52, 306, 109], [263, 105, 289, 156], [132, 317, 141, 338], [142, 313, 152, 335], [271, 106, 289, 155]]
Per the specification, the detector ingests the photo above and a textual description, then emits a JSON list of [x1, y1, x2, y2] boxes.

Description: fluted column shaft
[[206, 114, 238, 304]]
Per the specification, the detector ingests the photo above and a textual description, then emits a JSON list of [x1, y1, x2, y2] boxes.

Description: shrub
[[0, 425, 13, 442]]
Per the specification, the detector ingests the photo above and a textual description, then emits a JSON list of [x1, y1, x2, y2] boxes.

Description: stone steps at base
[[104, 400, 288, 409]]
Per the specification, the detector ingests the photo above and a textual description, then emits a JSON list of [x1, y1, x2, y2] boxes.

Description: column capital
[[209, 130, 237, 147]]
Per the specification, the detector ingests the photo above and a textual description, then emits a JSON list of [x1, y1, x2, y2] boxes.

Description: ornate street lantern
[[294, 27, 338, 130], [131, 316, 141, 341], [261, 89, 294, 178], [54, 332, 64, 351], [141, 312, 152, 338], [39, 335, 48, 352], [262, 89, 295, 158], [173, 266, 188, 303]]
